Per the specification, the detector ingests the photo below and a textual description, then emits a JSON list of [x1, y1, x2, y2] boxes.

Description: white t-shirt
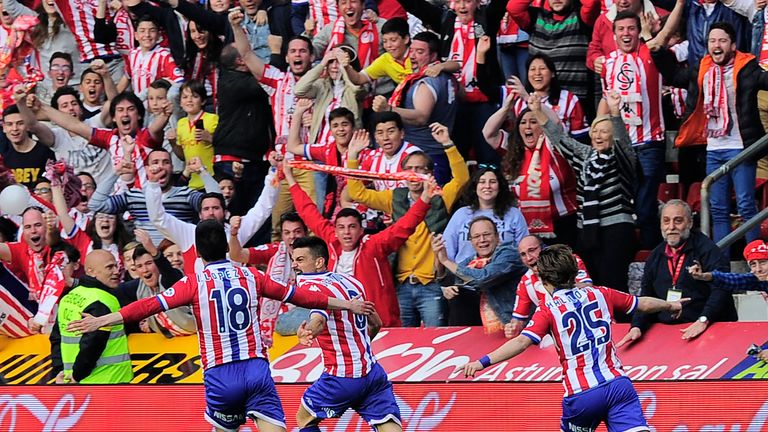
[[50, 127, 112, 184], [336, 249, 356, 275]]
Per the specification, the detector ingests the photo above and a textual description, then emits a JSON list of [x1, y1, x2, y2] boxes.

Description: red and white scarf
[[604, 51, 644, 126], [517, 137, 555, 237], [259, 241, 291, 348], [670, 87, 687, 119], [388, 62, 438, 107], [272, 72, 297, 139], [702, 61, 733, 138], [310, 0, 338, 33], [450, 20, 484, 102], [30, 251, 67, 328], [26, 247, 49, 298], [326, 18, 379, 68]]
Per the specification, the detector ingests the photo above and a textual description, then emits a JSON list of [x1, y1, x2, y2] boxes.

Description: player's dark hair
[[536, 244, 578, 291], [381, 17, 410, 39], [401, 151, 434, 172], [334, 208, 363, 225], [49, 51, 73, 68], [200, 192, 227, 211], [109, 91, 146, 124], [373, 111, 404, 131], [709, 21, 737, 43], [292, 236, 329, 265], [149, 78, 172, 91], [195, 219, 228, 262], [328, 107, 355, 124], [2, 104, 20, 118], [612, 11, 641, 31], [280, 211, 307, 232], [412, 31, 440, 55], [51, 86, 84, 111]]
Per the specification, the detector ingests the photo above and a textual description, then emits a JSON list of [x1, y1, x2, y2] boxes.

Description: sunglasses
[[34, 187, 51, 194], [478, 164, 498, 171]]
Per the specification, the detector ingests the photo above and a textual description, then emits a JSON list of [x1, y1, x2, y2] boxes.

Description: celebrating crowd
[[1, 0, 768, 392]]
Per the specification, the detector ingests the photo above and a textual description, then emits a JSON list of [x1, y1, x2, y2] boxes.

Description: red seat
[[686, 182, 702, 213], [634, 250, 651, 262], [658, 182, 683, 203]]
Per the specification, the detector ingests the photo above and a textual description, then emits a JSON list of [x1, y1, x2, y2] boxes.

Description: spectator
[[38, 52, 75, 105], [396, 0, 507, 165], [183, 20, 223, 108], [216, 174, 236, 209], [27, 241, 81, 335], [505, 0, 601, 116], [344, 17, 412, 86], [122, 241, 141, 282], [599, 11, 667, 249], [116, 15, 184, 99], [493, 54, 590, 139], [1, 105, 56, 189], [32, 178, 53, 204], [88, 150, 219, 244], [655, 22, 768, 249], [533, 91, 637, 292], [123, 0, 189, 71], [617, 200, 737, 347], [71, 172, 96, 231], [175, 80, 218, 190], [505, 235, 592, 338], [682, 0, 753, 68], [486, 106, 578, 245], [79, 68, 110, 121], [54, 250, 132, 384], [357, 111, 421, 191], [228, 211, 308, 346], [212, 44, 275, 216], [16, 87, 112, 185], [442, 165, 528, 264], [433, 216, 527, 330], [145, 79, 184, 176], [130, 237, 196, 337], [41, 91, 171, 189], [284, 162, 432, 327], [347, 123, 470, 327], [158, 239, 185, 271], [373, 31, 459, 184], [144, 156, 277, 274], [295, 48, 366, 146]]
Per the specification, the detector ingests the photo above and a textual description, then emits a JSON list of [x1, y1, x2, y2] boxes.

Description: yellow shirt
[[347, 146, 469, 284], [176, 112, 218, 190], [363, 52, 412, 84]]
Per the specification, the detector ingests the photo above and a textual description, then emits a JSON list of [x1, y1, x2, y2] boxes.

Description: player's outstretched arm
[[460, 335, 534, 378], [637, 296, 690, 318], [67, 311, 124, 334], [326, 297, 376, 315]]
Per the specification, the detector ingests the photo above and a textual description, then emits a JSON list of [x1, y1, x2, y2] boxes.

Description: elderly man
[[54, 250, 132, 384], [433, 216, 527, 329], [617, 200, 737, 347], [504, 235, 592, 338]]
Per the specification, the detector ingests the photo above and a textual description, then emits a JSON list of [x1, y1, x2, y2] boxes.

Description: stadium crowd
[[1, 0, 768, 383]]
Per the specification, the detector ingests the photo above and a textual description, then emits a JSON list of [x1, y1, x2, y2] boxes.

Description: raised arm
[[229, 9, 267, 80], [14, 91, 54, 146], [173, 0, 229, 36], [236, 165, 278, 244], [286, 99, 313, 156], [144, 170, 196, 251], [40, 104, 92, 140], [2, 0, 34, 18], [51, 184, 76, 235], [227, 216, 249, 263], [483, 92, 516, 150], [87, 171, 126, 214]]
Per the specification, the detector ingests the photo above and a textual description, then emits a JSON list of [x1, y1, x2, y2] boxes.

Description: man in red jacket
[[283, 163, 437, 327]]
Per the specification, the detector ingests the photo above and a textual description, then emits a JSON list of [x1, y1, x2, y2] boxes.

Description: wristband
[[443, 140, 455, 149], [479, 355, 492, 368]]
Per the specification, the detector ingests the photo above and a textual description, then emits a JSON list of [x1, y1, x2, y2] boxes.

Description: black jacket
[[631, 231, 737, 332], [396, 0, 507, 102], [213, 68, 275, 160], [653, 49, 768, 155], [50, 276, 116, 382]]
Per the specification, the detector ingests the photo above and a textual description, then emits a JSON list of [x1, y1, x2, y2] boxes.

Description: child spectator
[[175, 80, 217, 190]]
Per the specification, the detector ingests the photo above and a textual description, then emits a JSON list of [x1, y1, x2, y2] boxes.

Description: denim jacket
[[455, 241, 527, 323]]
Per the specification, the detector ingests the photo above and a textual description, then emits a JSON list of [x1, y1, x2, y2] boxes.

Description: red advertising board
[[2, 381, 768, 431], [272, 323, 768, 383]]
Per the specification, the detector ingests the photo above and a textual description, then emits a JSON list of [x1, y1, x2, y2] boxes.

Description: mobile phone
[[195, 119, 205, 130]]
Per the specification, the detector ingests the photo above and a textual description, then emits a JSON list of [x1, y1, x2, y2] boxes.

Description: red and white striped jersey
[[510, 90, 589, 136], [188, 53, 219, 107], [122, 261, 320, 370], [298, 271, 376, 378], [260, 65, 299, 144], [124, 46, 184, 96], [522, 286, 637, 396], [602, 45, 664, 144], [53, 0, 119, 61], [359, 141, 420, 190], [309, 0, 338, 31], [89, 128, 161, 189], [512, 254, 591, 320]]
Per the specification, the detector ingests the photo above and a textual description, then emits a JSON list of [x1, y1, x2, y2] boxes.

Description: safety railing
[[700, 134, 768, 249]]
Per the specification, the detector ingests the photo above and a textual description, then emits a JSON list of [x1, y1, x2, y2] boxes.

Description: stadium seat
[[658, 182, 683, 203]]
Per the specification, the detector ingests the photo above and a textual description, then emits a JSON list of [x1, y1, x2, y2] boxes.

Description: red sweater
[[290, 183, 429, 327]]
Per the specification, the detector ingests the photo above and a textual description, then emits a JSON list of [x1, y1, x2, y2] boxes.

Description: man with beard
[[654, 22, 768, 253], [616, 200, 736, 347]]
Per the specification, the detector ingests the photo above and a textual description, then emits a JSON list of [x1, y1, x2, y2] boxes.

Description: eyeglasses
[[81, 184, 96, 191], [478, 164, 498, 171], [33, 187, 51, 194], [49, 65, 72, 73], [95, 214, 117, 221]]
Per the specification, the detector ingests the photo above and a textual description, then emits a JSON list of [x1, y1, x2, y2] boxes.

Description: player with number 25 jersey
[[460, 245, 688, 432]]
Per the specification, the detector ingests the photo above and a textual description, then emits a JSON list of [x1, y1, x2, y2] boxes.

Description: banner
[[2, 381, 768, 431], [273, 323, 768, 383], [2, 323, 767, 384]]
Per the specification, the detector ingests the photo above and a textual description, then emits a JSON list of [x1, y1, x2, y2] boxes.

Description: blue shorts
[[561, 376, 648, 432], [302, 362, 401, 426], [203, 358, 286, 432]]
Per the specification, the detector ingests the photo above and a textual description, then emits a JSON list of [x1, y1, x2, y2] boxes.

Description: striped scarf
[[702, 61, 733, 138], [604, 51, 644, 126], [326, 18, 379, 68], [517, 137, 555, 237], [450, 20, 484, 102]]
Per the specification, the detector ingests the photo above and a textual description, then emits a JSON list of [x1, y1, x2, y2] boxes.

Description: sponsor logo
[[0, 393, 90, 431]]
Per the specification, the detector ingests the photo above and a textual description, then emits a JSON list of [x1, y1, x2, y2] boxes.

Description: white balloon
[[0, 185, 31, 216]]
